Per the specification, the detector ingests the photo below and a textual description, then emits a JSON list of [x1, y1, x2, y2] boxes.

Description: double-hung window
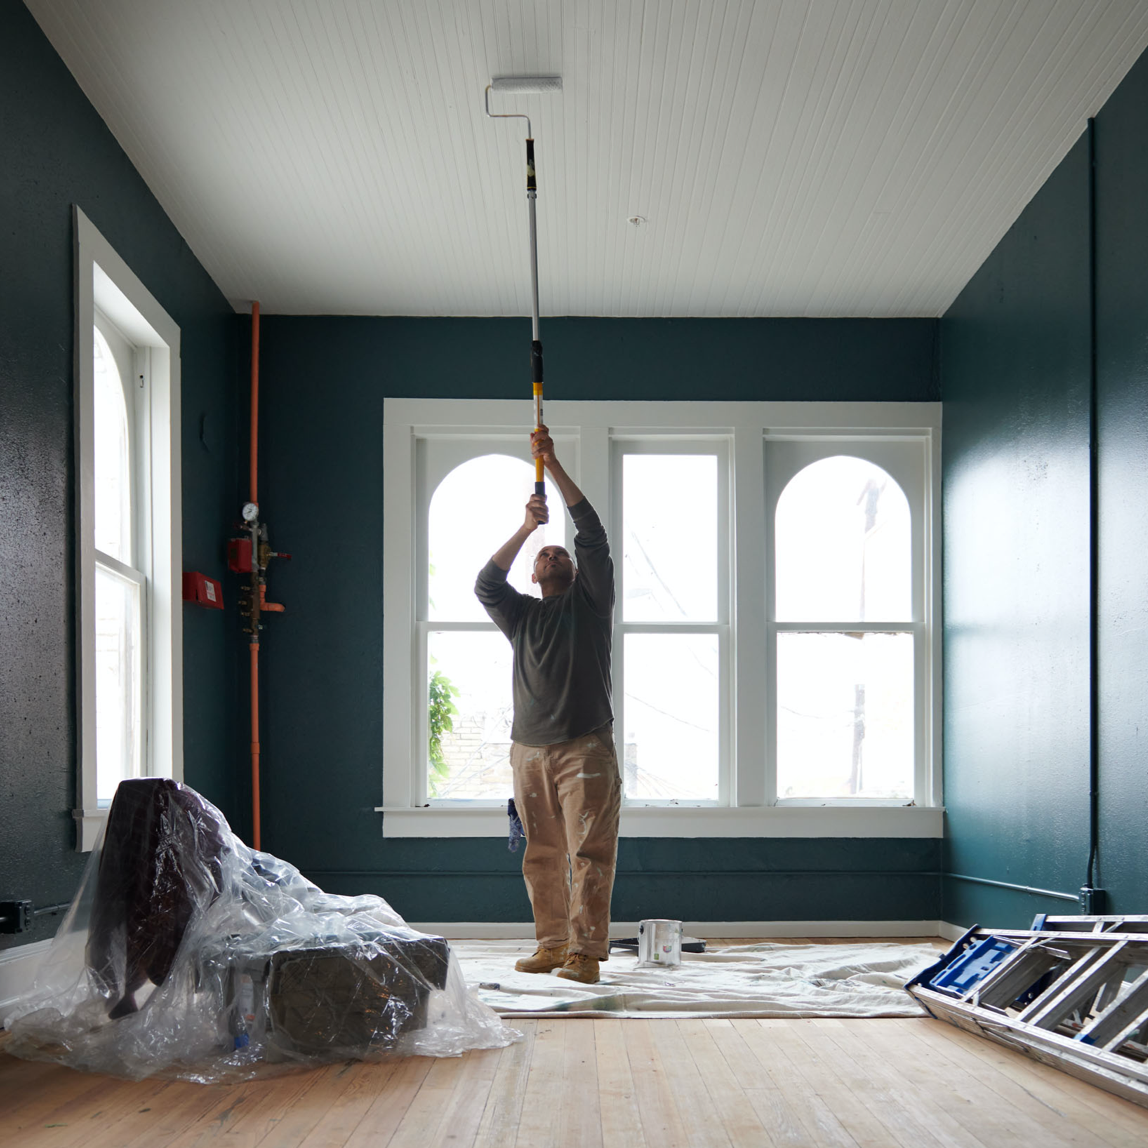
[[614, 440, 729, 804], [766, 437, 926, 804], [74, 208, 182, 850], [382, 399, 940, 839]]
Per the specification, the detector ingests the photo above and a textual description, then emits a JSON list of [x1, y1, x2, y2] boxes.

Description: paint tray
[[928, 934, 1016, 996]]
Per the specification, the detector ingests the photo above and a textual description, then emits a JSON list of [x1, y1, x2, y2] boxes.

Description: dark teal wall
[[1094, 54, 1148, 915], [255, 315, 941, 923], [0, 1, 240, 949], [940, 49, 1148, 925]]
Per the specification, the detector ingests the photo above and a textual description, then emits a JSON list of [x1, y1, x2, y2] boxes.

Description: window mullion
[[734, 425, 768, 808], [774, 621, 919, 633], [94, 548, 146, 587]]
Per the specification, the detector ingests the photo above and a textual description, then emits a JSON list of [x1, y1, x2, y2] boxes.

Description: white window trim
[[382, 398, 942, 839], [74, 206, 182, 851]]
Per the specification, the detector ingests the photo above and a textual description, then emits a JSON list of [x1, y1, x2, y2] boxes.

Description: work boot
[[515, 943, 569, 973], [556, 953, 600, 984]]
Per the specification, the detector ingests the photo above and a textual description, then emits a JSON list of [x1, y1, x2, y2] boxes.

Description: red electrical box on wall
[[183, 571, 224, 609], [228, 538, 253, 573]]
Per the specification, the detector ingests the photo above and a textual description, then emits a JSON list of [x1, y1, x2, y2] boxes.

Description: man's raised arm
[[531, 425, 584, 508]]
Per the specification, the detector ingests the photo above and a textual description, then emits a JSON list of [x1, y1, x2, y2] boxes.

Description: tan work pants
[[510, 724, 622, 961]]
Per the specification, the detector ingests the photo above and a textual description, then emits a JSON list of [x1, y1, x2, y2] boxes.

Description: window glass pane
[[93, 327, 131, 563], [776, 632, 913, 800], [623, 633, 719, 801], [427, 630, 514, 800], [95, 563, 141, 802], [429, 455, 561, 622], [775, 456, 910, 622], [623, 454, 717, 622]]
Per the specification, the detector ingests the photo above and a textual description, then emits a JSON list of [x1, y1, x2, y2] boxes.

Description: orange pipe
[[250, 302, 260, 505], [250, 641, 261, 850], [259, 585, 285, 613], [250, 301, 262, 850]]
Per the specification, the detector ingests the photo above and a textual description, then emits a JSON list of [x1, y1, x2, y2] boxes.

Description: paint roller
[[485, 75, 562, 496]]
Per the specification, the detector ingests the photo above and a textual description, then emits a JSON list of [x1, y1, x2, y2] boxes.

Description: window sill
[[73, 806, 109, 852], [377, 804, 943, 838]]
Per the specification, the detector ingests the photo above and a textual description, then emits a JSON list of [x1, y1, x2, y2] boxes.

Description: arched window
[[92, 317, 145, 803], [775, 456, 910, 623], [422, 450, 561, 801], [770, 448, 920, 803], [74, 208, 182, 850]]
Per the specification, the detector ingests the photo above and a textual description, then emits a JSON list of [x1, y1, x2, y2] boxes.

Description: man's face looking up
[[532, 545, 575, 595]]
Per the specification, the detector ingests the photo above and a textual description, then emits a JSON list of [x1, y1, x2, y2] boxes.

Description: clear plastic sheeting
[[2, 779, 515, 1082]]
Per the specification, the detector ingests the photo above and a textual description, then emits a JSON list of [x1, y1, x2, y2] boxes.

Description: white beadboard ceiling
[[26, 0, 1148, 317]]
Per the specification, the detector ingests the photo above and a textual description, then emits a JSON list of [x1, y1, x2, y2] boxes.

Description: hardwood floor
[[6, 1016, 1148, 1147], [4, 939, 1148, 1147]]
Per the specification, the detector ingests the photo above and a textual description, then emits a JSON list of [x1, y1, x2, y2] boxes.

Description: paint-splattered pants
[[510, 724, 622, 961]]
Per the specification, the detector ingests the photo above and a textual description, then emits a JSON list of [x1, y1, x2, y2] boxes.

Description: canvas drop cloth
[[455, 940, 943, 1019]]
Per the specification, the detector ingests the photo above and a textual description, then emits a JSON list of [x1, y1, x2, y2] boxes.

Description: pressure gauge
[[242, 502, 259, 523]]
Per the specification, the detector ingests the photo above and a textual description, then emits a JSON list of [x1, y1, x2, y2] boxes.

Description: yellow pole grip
[[532, 384, 544, 493]]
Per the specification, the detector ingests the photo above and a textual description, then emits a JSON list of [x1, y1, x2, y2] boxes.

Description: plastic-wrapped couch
[[2, 778, 514, 1082]]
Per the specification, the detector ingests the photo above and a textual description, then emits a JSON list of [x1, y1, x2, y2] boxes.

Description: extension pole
[[526, 137, 545, 496], [484, 77, 561, 493]]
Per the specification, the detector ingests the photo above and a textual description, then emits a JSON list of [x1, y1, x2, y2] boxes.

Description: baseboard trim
[[937, 921, 970, 942], [0, 939, 52, 1025], [407, 920, 947, 940]]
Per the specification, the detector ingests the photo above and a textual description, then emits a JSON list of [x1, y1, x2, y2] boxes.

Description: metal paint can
[[637, 919, 683, 967]]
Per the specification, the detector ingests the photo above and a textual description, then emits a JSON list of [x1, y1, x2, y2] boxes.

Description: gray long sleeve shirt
[[474, 498, 614, 746]]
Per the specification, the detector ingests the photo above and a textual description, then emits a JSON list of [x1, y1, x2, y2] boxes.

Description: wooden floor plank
[[387, 1045, 503, 1148], [920, 1014, 1148, 1137], [676, 1018, 774, 1148], [653, 1020, 732, 1148], [903, 1018, 1133, 1148], [767, 1019, 911, 1148], [292, 1060, 398, 1148], [164, 1066, 326, 1148], [0, 1059, 128, 1134], [341, 1055, 435, 1148], [512, 1020, 566, 1148], [555, 1020, 602, 1148], [835, 1018, 1015, 1148], [803, 1019, 991, 1148], [1, 1068, 166, 1146], [593, 1019, 645, 1148], [736, 1019, 861, 1147], [799, 1017, 984, 1148], [5, 1073, 162, 1148], [622, 1018, 691, 1148], [704, 1019, 822, 1148], [422, 1046, 503, 1148], [0, 1052, 68, 1108], [245, 1062, 369, 1148], [54, 1079, 214, 1148], [915, 1016, 1148, 1148], [387, 1053, 470, 1147], [113, 1079, 249, 1148], [472, 1020, 536, 1148]]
